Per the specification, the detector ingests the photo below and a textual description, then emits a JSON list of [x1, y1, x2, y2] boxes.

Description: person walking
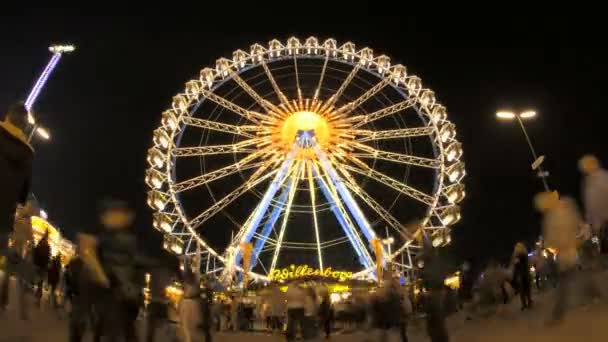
[[318, 292, 333, 339], [303, 285, 318, 341], [47, 255, 63, 315], [536, 192, 581, 323], [145, 265, 171, 342], [285, 280, 306, 341], [512, 242, 533, 311], [579, 155, 608, 254], [420, 237, 449, 342], [93, 200, 141, 342], [179, 264, 201, 342], [33, 231, 51, 307], [0, 102, 34, 313]]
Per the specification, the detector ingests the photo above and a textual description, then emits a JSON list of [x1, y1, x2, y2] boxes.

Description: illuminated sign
[[268, 264, 353, 282]]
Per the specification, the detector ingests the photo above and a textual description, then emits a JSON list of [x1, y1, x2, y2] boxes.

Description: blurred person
[[420, 237, 449, 342], [302, 285, 318, 340], [269, 284, 285, 333], [511, 242, 532, 310], [92, 200, 141, 342], [179, 264, 201, 342], [318, 291, 333, 339], [33, 231, 51, 307], [0, 102, 34, 292], [370, 275, 405, 342], [201, 283, 214, 342], [579, 155, 608, 253], [536, 192, 583, 322], [47, 254, 63, 315], [145, 265, 172, 342], [471, 259, 509, 318], [285, 280, 306, 341]]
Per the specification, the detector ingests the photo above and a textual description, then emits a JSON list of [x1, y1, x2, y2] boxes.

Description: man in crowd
[[0, 102, 34, 312], [579, 155, 608, 254]]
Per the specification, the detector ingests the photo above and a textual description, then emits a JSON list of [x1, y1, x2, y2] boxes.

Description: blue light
[[25, 53, 62, 111]]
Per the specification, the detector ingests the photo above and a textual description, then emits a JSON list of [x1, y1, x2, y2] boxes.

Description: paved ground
[[1, 271, 608, 341]]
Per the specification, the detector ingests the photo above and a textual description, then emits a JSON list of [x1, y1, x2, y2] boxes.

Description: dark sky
[[0, 8, 604, 267]]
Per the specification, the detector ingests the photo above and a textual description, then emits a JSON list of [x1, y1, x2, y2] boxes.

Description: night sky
[[0, 9, 604, 269]]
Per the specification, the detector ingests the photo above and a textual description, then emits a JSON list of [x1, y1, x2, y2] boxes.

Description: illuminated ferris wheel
[[146, 37, 465, 281]]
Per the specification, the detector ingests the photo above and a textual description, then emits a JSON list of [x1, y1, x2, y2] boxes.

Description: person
[[303, 285, 318, 340], [47, 255, 63, 314], [420, 237, 449, 342], [201, 283, 214, 342], [511, 242, 532, 310], [536, 192, 581, 322], [579, 155, 608, 254], [318, 291, 333, 339], [179, 264, 201, 342], [93, 200, 140, 342], [145, 265, 172, 342], [285, 281, 306, 341], [33, 231, 51, 307], [0, 102, 34, 312], [269, 284, 285, 333]]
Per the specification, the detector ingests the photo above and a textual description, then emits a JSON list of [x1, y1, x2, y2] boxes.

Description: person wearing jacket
[[0, 102, 34, 312], [511, 242, 532, 311]]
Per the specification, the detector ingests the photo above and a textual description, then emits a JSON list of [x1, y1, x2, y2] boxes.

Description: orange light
[[278, 110, 332, 158]]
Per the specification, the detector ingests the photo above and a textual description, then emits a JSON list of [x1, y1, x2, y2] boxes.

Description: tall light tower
[[24, 44, 75, 142]]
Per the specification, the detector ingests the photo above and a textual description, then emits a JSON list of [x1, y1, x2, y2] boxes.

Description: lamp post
[[496, 110, 550, 191]]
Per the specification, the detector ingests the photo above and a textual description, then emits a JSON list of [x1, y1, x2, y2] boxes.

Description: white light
[[419, 90, 436, 107], [215, 58, 232, 77], [324, 39, 338, 57], [162, 110, 179, 131], [341, 42, 356, 61], [440, 123, 456, 143], [232, 49, 248, 68], [376, 55, 391, 75], [183, 83, 200, 101], [154, 213, 174, 233], [406, 76, 422, 95], [447, 162, 466, 183], [200, 68, 215, 88], [390, 64, 407, 84], [432, 236, 444, 247], [445, 142, 463, 162], [49, 44, 76, 53], [359, 48, 374, 66], [431, 105, 447, 123], [287, 37, 301, 55], [147, 191, 167, 211], [28, 112, 36, 125], [496, 111, 516, 120], [147, 148, 165, 169], [36, 127, 50, 140], [520, 110, 536, 119], [305, 36, 319, 54], [40, 209, 48, 220], [268, 39, 283, 57], [153, 128, 171, 150], [146, 169, 165, 189], [440, 206, 461, 225], [446, 184, 465, 204]]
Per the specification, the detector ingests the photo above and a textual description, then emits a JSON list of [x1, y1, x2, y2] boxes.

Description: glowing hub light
[[279, 111, 331, 155]]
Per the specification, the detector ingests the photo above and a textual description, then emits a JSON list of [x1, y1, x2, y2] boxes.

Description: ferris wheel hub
[[277, 108, 334, 159]]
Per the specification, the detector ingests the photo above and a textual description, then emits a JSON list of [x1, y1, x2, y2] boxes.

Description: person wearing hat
[[0, 102, 34, 311]]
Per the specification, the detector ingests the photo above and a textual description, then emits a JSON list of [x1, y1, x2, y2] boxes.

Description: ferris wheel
[[146, 37, 465, 281]]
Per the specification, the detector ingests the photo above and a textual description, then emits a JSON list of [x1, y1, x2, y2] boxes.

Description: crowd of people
[[1, 97, 608, 342]]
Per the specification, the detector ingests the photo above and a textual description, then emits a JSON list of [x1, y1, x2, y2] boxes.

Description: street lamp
[[496, 109, 550, 191]]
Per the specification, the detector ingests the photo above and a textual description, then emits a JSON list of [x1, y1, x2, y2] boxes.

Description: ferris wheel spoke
[[189, 164, 277, 229], [199, 87, 268, 124], [230, 72, 284, 117], [337, 165, 414, 241], [261, 61, 294, 114], [313, 55, 329, 101], [346, 98, 417, 128], [342, 162, 435, 206], [269, 161, 302, 271], [332, 78, 391, 120], [307, 160, 324, 271], [182, 116, 260, 139], [173, 160, 266, 193], [172, 138, 266, 157], [321, 64, 362, 112], [351, 143, 441, 169], [354, 126, 434, 142]]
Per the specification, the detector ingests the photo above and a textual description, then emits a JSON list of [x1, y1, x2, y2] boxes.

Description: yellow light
[[28, 113, 36, 125], [36, 127, 50, 140], [520, 110, 536, 119], [279, 111, 331, 156], [496, 111, 516, 120]]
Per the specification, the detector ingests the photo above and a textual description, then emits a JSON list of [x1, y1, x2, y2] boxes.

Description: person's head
[[578, 154, 601, 175], [534, 191, 560, 213], [99, 200, 135, 230], [5, 102, 29, 131]]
